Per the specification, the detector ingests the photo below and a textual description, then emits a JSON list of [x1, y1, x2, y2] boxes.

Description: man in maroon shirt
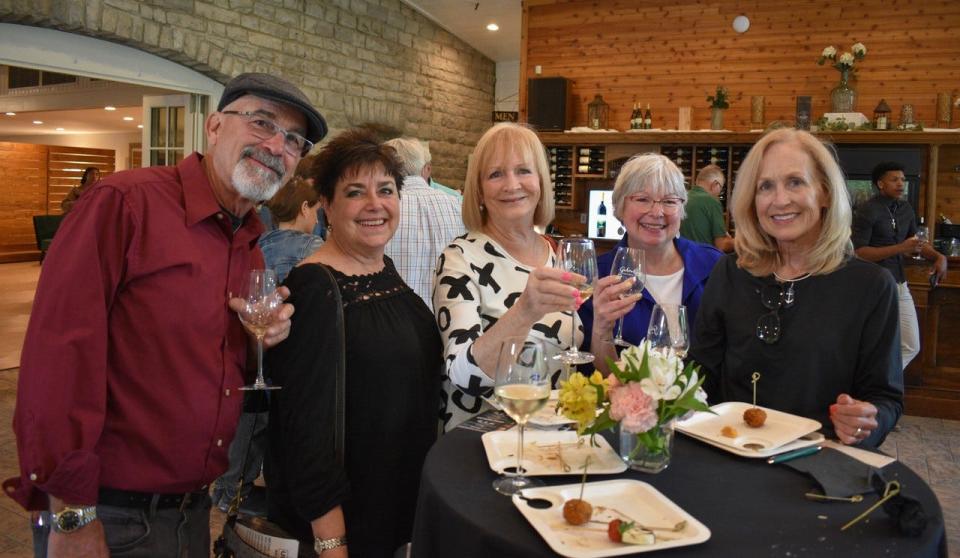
[[7, 73, 326, 557]]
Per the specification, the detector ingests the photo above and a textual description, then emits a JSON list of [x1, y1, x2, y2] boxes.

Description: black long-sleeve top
[[690, 255, 904, 448]]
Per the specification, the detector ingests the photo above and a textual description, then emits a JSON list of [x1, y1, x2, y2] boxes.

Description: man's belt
[[98, 487, 209, 510]]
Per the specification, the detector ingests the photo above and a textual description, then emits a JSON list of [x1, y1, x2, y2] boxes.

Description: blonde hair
[[611, 153, 687, 222], [731, 128, 853, 276], [462, 122, 555, 231]]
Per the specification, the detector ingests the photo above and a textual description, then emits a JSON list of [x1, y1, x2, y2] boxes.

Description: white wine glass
[[610, 247, 646, 347], [555, 238, 598, 365], [913, 226, 929, 260], [493, 337, 550, 495], [646, 303, 689, 358], [237, 269, 282, 391]]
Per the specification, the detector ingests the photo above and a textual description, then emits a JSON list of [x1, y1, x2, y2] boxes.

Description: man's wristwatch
[[51, 505, 98, 533], [314, 535, 347, 553]]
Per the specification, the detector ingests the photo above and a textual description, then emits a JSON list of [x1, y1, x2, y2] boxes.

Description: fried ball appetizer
[[743, 407, 767, 428], [562, 498, 593, 525]]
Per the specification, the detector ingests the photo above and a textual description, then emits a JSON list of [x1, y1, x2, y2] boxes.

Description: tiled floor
[[0, 261, 955, 556]]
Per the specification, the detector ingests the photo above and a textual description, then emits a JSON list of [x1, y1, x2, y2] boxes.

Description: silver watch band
[[314, 535, 347, 552]]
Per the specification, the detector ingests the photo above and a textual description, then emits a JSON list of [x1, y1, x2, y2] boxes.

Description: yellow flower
[[558, 372, 608, 432]]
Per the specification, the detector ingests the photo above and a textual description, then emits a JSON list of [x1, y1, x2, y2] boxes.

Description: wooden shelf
[[540, 131, 960, 146]]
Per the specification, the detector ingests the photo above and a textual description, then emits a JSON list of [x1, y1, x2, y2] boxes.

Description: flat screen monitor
[[587, 189, 625, 240]]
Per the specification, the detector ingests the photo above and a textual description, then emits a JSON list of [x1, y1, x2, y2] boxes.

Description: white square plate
[[675, 401, 821, 456], [512, 479, 711, 557], [481, 430, 626, 476]]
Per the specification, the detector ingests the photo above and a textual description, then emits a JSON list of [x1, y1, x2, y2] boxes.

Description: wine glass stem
[[255, 336, 266, 386], [570, 312, 577, 356], [615, 316, 624, 342], [516, 421, 526, 478]]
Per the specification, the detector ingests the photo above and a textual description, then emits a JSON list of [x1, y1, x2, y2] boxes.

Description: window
[[5, 65, 78, 89]]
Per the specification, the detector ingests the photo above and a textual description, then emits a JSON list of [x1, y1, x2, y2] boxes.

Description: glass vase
[[830, 69, 857, 113], [618, 421, 675, 474], [710, 108, 725, 130]]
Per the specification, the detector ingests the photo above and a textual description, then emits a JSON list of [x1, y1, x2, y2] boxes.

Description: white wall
[[0, 132, 141, 170], [495, 60, 520, 112]]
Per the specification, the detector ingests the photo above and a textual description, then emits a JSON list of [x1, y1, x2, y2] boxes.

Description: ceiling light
[[56, 127, 65, 131], [486, 23, 499, 31], [732, 15, 750, 33], [104, 106, 117, 111], [123, 116, 135, 121], [4, 112, 15, 116], [32, 120, 43, 125], [137, 124, 144, 128]]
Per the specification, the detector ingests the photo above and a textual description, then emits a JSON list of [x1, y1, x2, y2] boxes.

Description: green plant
[[706, 86, 729, 109]]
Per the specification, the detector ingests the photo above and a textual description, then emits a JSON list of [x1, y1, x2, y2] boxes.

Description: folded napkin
[[782, 447, 875, 497]]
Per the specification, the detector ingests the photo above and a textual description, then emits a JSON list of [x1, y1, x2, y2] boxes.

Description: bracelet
[[314, 535, 347, 553]]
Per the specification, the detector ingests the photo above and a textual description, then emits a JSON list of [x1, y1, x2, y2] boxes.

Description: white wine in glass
[[913, 226, 929, 260], [555, 238, 598, 365], [646, 303, 689, 359], [493, 337, 550, 495], [610, 247, 646, 347], [238, 269, 282, 391]]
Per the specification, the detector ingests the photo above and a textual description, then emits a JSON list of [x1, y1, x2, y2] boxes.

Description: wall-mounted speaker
[[527, 77, 571, 132]]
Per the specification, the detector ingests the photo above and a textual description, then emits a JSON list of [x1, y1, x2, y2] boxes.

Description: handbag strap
[[227, 263, 346, 515], [316, 263, 346, 466]]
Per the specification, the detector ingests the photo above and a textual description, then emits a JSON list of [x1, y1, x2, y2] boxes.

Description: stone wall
[[0, 0, 496, 187]]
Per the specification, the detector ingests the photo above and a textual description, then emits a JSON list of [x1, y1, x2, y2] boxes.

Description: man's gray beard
[[232, 158, 282, 202]]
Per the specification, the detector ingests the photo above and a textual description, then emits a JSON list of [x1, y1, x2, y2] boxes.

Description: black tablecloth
[[410, 429, 946, 557]]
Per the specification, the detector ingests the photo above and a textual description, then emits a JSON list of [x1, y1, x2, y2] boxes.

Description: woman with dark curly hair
[[264, 129, 441, 557]]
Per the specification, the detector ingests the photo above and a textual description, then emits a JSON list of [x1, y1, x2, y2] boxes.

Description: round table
[[410, 428, 946, 557]]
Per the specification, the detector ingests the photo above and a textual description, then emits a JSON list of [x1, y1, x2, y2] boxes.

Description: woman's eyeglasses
[[756, 282, 796, 344], [626, 195, 685, 215]]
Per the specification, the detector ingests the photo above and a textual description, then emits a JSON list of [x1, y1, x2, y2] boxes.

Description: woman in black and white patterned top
[[433, 123, 585, 431]]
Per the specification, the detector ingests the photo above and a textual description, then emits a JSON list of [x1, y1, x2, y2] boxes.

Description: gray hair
[[611, 153, 687, 222], [384, 137, 428, 176]]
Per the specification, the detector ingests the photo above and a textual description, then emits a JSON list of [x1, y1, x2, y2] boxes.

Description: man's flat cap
[[218, 72, 327, 144]]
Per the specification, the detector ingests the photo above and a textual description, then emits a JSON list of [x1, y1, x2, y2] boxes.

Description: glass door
[[141, 94, 207, 167]]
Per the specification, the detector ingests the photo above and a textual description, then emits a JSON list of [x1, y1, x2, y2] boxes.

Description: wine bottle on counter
[[631, 102, 640, 130], [597, 192, 607, 237], [644, 104, 653, 129]]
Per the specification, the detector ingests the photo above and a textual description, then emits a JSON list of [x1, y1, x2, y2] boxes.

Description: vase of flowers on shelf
[[557, 340, 709, 473], [818, 43, 866, 113], [706, 86, 730, 130]]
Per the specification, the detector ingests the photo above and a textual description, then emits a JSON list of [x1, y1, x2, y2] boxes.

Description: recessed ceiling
[[0, 106, 142, 136], [403, 0, 521, 62]]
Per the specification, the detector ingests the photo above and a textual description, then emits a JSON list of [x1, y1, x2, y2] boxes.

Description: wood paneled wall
[[46, 147, 115, 211], [522, 0, 960, 131], [0, 142, 114, 261], [0, 143, 48, 255]]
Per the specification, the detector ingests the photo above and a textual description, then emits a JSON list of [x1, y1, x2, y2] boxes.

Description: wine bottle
[[632, 102, 640, 130], [597, 192, 607, 237], [644, 103, 652, 129]]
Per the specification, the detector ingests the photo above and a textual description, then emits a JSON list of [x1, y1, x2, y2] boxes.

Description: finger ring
[[855, 426, 863, 437]]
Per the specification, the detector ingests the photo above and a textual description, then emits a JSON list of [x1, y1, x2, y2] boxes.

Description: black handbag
[[215, 264, 347, 558]]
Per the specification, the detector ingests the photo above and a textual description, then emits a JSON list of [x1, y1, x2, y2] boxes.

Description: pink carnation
[[608, 383, 658, 434], [606, 374, 621, 389]]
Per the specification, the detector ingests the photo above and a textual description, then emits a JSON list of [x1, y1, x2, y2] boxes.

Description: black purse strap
[[316, 263, 346, 465]]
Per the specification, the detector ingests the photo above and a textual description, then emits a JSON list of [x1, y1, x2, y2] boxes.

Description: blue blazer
[[578, 236, 722, 352]]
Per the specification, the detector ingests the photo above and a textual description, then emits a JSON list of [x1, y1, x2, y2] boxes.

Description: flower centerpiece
[[706, 86, 729, 130], [817, 42, 866, 112], [557, 340, 710, 473]]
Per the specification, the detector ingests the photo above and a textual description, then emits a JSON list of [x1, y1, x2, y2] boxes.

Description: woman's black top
[[264, 259, 442, 557]]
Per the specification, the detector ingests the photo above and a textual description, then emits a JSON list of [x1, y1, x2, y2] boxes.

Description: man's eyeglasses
[[221, 111, 313, 157], [627, 195, 685, 215], [756, 282, 796, 344]]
